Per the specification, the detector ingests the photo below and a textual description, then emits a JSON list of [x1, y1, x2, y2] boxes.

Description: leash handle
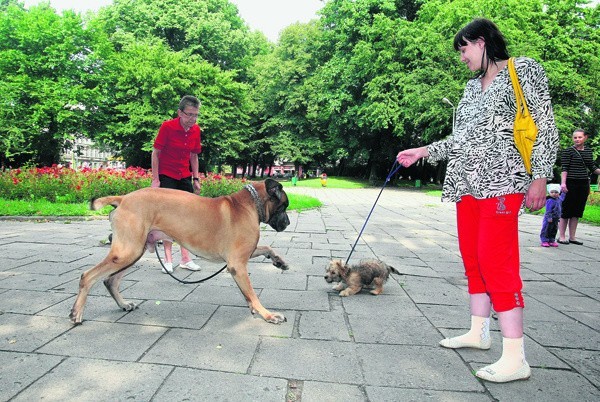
[[345, 161, 403, 265]]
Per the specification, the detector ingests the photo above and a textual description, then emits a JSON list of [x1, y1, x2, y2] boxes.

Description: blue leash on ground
[[345, 161, 403, 265]]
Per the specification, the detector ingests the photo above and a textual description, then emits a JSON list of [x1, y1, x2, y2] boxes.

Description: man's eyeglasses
[[180, 110, 199, 119]]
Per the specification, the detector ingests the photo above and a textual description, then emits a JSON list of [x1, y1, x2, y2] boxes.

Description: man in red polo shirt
[[151, 95, 202, 273]]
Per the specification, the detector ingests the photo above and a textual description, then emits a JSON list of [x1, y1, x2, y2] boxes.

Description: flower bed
[[0, 165, 247, 203]]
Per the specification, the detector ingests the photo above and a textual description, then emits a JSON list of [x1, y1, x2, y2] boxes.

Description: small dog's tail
[[388, 265, 401, 275], [90, 196, 123, 211]]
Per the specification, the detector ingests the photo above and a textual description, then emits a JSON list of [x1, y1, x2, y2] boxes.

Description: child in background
[[540, 184, 563, 247]]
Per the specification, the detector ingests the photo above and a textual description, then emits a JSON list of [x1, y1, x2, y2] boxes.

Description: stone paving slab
[[38, 321, 167, 362], [0, 314, 72, 353], [298, 309, 352, 341], [250, 338, 364, 384], [478, 367, 600, 401], [1, 187, 599, 401], [301, 381, 366, 401], [12, 357, 171, 401], [153, 368, 288, 401], [140, 329, 260, 372], [0, 351, 64, 400], [358, 344, 483, 392], [0, 289, 72, 314], [200, 305, 296, 337]]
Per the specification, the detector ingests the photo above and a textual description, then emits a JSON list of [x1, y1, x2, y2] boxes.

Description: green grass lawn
[[0, 193, 321, 217], [281, 177, 370, 189]]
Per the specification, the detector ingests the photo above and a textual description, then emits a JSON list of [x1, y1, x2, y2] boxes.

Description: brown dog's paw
[[69, 310, 82, 325], [122, 302, 138, 312], [340, 287, 361, 297], [270, 255, 289, 270], [266, 312, 287, 324]]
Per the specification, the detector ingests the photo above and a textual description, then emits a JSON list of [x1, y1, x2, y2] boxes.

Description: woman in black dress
[[558, 129, 600, 245]]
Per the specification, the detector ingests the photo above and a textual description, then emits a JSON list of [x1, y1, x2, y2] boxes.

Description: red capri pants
[[456, 194, 525, 312]]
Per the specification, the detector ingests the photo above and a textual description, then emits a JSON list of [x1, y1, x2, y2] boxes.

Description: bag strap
[[571, 146, 592, 174], [508, 57, 531, 118]]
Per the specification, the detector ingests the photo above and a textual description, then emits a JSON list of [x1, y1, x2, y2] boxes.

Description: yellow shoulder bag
[[508, 57, 538, 175]]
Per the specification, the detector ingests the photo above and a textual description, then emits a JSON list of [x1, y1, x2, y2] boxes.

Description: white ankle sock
[[440, 315, 490, 349], [461, 315, 490, 342], [476, 337, 531, 382], [486, 337, 526, 373]]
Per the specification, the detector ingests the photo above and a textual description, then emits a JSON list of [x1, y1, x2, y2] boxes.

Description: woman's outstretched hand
[[396, 146, 429, 167]]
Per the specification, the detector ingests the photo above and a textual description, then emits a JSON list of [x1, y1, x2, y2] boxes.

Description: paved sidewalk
[[0, 187, 598, 401]]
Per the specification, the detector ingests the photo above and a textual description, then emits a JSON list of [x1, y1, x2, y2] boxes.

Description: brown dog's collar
[[244, 184, 265, 223]]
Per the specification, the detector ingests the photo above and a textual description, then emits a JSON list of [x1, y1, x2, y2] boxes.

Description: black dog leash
[[345, 161, 403, 265], [155, 244, 227, 284]]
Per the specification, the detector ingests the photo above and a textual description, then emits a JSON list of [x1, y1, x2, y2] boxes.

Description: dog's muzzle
[[268, 211, 290, 232]]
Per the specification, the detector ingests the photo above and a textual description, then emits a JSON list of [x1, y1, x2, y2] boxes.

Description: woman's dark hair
[[453, 18, 510, 77]]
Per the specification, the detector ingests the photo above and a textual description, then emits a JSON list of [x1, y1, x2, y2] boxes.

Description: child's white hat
[[547, 184, 561, 193]]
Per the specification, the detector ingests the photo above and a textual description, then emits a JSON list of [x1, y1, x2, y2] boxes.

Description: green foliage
[[95, 0, 254, 72], [0, 3, 109, 167], [88, 0, 258, 169], [0, 165, 152, 203], [1, 0, 599, 180], [198, 173, 247, 197], [93, 39, 251, 168], [394, 0, 600, 153]]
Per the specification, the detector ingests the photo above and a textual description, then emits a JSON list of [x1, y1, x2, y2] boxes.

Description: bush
[[0, 165, 152, 203], [199, 174, 247, 197], [588, 191, 600, 207]]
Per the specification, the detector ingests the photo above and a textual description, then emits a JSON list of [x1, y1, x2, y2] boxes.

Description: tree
[[397, 0, 600, 156], [95, 0, 255, 74], [0, 3, 110, 167], [88, 0, 259, 168], [90, 40, 249, 168], [306, 0, 428, 181]]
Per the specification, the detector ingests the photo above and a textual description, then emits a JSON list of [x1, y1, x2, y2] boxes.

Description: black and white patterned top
[[427, 57, 559, 202], [561, 146, 599, 181]]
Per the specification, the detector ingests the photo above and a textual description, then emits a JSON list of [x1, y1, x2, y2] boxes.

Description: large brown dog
[[70, 178, 290, 325]]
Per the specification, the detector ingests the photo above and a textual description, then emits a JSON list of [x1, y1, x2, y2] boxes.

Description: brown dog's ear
[[265, 178, 284, 201]]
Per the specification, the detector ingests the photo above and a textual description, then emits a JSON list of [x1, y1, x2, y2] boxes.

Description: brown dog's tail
[[90, 196, 123, 211], [388, 265, 401, 275]]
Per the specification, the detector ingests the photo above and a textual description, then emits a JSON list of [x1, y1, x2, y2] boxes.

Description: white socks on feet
[[476, 337, 531, 382], [439, 315, 491, 350]]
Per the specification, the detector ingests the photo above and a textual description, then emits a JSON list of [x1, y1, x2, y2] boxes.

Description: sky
[[21, 0, 324, 43]]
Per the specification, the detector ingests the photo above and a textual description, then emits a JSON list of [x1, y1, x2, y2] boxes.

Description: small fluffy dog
[[324, 259, 400, 296]]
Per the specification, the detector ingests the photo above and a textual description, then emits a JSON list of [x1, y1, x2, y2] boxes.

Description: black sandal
[[557, 240, 569, 245], [569, 240, 583, 245]]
